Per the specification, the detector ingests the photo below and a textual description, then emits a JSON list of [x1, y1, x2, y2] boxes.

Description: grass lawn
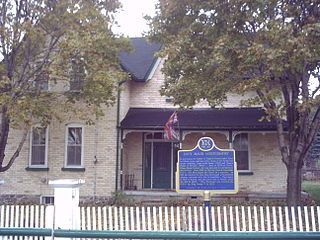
[[302, 181, 320, 204]]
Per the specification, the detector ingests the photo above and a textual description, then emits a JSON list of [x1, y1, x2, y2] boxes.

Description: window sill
[[238, 171, 254, 175], [61, 167, 85, 172], [25, 167, 49, 171]]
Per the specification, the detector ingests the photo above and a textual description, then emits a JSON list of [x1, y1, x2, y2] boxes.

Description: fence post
[[49, 179, 85, 231], [45, 206, 54, 240], [203, 191, 211, 231]]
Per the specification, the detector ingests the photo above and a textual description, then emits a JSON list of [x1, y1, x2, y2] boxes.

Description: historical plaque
[[176, 137, 238, 194]]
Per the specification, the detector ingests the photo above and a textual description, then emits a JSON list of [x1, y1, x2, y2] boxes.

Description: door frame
[[143, 132, 178, 189]]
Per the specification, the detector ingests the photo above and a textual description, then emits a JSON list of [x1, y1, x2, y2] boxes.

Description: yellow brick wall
[[128, 59, 259, 108], [0, 106, 118, 199], [128, 60, 173, 108], [119, 81, 131, 122], [122, 132, 143, 189], [243, 133, 287, 192]]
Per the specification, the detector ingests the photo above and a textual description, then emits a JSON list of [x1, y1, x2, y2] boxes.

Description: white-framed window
[[29, 126, 48, 167], [65, 124, 84, 167], [40, 195, 54, 205], [69, 58, 85, 91], [233, 133, 250, 171], [32, 78, 49, 91], [31, 65, 50, 91]]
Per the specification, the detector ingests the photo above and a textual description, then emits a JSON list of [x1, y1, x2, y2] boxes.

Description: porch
[[119, 107, 287, 198]]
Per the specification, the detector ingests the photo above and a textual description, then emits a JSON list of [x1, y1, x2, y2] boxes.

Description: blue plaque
[[176, 137, 238, 194]]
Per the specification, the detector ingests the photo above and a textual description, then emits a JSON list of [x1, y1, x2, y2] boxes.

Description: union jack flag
[[164, 111, 179, 140]]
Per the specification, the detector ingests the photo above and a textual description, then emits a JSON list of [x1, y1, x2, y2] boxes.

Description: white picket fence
[[79, 205, 320, 232], [1, 204, 320, 232], [0, 205, 53, 229]]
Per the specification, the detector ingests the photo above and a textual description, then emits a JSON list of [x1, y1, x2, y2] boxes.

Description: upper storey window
[[69, 58, 85, 91]]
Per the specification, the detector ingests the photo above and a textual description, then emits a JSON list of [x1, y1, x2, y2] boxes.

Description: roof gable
[[118, 38, 161, 82]]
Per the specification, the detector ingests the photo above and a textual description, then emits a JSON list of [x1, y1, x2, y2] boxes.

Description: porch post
[[179, 129, 183, 149], [228, 130, 233, 148], [49, 179, 85, 231]]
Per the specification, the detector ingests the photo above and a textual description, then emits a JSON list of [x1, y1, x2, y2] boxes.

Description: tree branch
[[256, 89, 290, 166], [0, 127, 28, 172], [16, 34, 61, 93], [0, 0, 9, 70], [296, 66, 311, 161], [311, 84, 320, 98], [302, 107, 320, 158]]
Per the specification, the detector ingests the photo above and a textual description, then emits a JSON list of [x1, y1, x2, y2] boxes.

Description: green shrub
[[110, 190, 134, 206]]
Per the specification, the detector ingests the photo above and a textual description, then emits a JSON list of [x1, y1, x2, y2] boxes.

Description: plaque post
[[203, 190, 211, 207], [203, 190, 211, 231]]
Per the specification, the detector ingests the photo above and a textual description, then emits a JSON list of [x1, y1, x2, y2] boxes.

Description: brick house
[[0, 38, 286, 204]]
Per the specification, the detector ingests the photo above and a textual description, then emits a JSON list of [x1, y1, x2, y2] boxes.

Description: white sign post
[[49, 179, 85, 232]]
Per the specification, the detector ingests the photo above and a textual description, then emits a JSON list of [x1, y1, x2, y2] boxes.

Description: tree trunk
[[286, 159, 302, 206], [0, 109, 29, 172], [0, 106, 10, 171]]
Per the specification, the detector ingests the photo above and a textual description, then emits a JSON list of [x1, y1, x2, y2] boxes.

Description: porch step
[[124, 191, 199, 204]]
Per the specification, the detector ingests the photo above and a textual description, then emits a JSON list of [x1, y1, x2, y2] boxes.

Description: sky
[[113, 0, 159, 37]]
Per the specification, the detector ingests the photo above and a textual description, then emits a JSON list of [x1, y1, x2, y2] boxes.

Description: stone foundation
[[80, 196, 112, 205], [1, 191, 309, 205], [0, 194, 112, 205], [0, 194, 41, 204]]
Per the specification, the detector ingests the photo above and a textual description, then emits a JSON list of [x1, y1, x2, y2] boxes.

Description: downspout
[[115, 80, 126, 192], [120, 129, 124, 189]]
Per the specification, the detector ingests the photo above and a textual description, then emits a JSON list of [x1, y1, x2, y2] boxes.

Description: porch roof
[[120, 108, 283, 130]]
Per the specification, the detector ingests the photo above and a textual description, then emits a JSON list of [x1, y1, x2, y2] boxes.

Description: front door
[[143, 136, 179, 189], [153, 142, 171, 188]]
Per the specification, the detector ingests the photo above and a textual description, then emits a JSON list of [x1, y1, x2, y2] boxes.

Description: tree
[[148, 0, 320, 206], [0, 0, 131, 172]]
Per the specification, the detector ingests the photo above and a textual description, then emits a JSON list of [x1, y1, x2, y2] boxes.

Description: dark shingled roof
[[118, 38, 161, 82], [120, 108, 282, 130]]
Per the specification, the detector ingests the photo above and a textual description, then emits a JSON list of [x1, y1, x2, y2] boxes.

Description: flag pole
[[176, 111, 182, 149]]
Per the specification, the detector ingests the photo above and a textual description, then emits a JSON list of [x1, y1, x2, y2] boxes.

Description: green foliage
[[148, 0, 320, 206], [1, 0, 131, 125], [164, 197, 181, 206], [0, 0, 132, 171], [302, 181, 320, 205], [149, 0, 320, 109], [110, 191, 135, 206]]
